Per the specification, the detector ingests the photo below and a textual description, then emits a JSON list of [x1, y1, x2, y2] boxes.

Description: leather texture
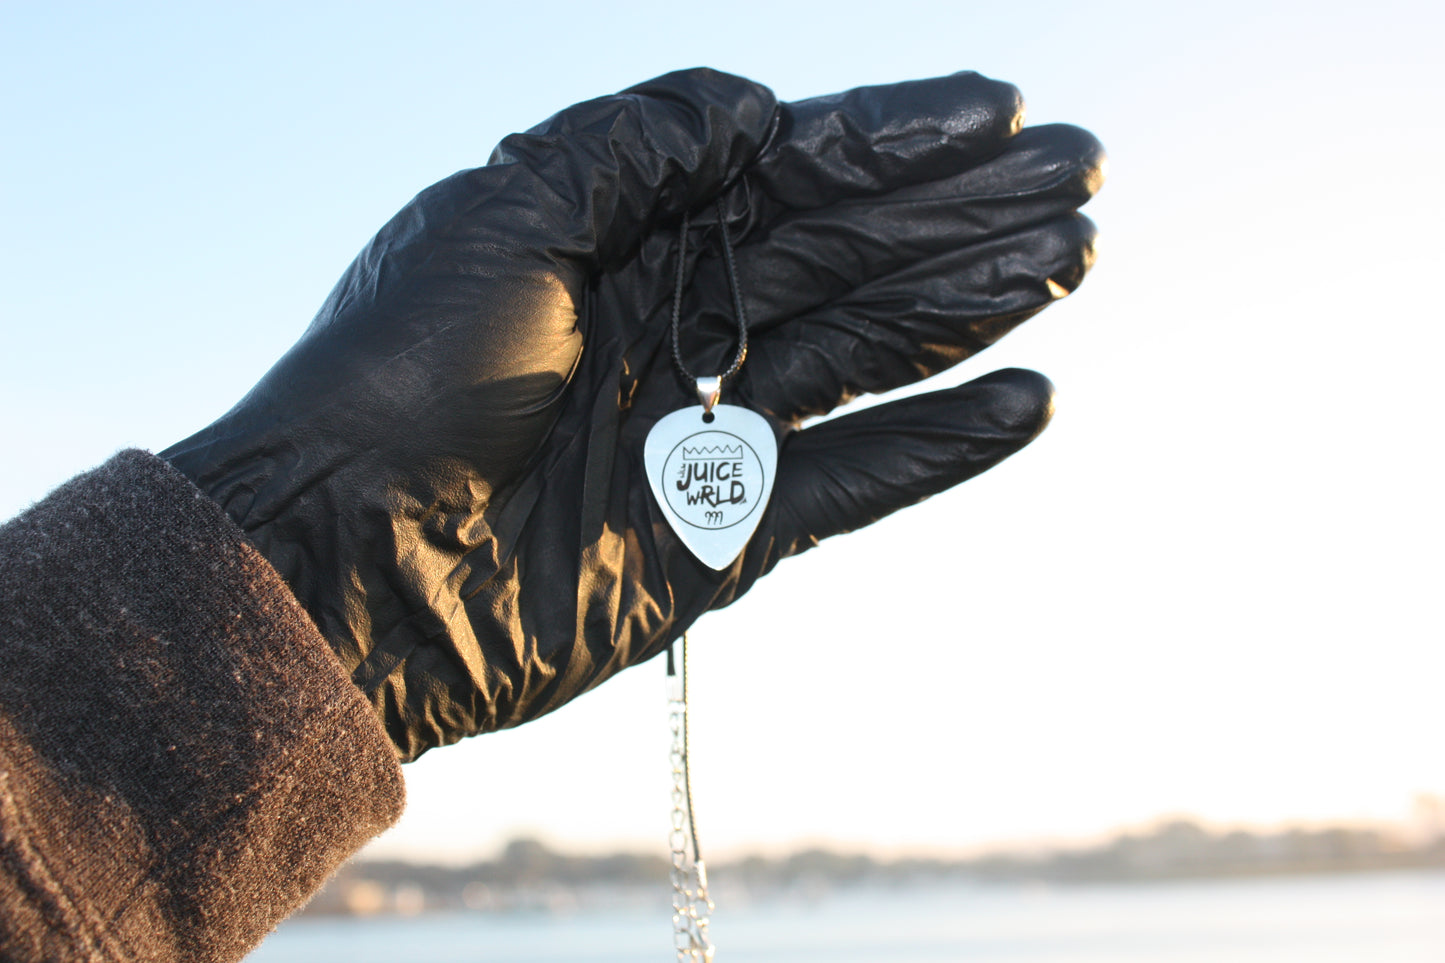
[[163, 68, 1104, 760]]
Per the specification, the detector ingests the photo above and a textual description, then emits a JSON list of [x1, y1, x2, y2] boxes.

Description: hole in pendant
[[701, 411, 715, 424]]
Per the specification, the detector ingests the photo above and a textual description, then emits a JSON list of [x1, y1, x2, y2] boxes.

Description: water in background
[[249, 869, 1445, 963]]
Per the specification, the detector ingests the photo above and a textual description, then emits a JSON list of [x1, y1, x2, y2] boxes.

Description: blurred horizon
[[2, 0, 1442, 868], [357, 793, 1445, 867]]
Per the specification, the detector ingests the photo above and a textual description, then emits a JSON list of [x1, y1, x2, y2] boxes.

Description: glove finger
[[740, 125, 1105, 324], [747, 71, 1026, 211], [489, 67, 778, 265], [754, 368, 1054, 566], [730, 213, 1096, 423]]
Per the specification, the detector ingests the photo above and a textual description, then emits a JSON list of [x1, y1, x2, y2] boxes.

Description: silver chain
[[667, 634, 715, 961], [665, 202, 745, 959]]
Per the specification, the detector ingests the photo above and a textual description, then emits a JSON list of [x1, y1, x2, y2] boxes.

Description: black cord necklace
[[669, 201, 751, 412], [644, 202, 777, 571]]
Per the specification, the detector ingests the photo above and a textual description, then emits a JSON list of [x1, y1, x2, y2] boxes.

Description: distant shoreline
[[302, 818, 1445, 917]]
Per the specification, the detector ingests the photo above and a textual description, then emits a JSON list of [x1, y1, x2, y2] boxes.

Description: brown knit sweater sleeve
[[0, 450, 405, 962]]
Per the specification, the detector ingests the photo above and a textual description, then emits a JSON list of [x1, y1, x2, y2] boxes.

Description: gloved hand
[[163, 68, 1103, 761]]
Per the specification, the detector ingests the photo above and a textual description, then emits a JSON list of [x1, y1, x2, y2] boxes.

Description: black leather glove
[[163, 68, 1103, 761]]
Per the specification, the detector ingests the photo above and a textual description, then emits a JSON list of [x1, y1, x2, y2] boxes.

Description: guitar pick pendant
[[645, 380, 777, 570], [649, 204, 774, 569]]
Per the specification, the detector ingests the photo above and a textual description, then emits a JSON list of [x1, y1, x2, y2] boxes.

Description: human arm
[[0, 451, 403, 962]]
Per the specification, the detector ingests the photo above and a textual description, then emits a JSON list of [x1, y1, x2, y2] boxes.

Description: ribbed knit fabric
[[0, 450, 405, 962]]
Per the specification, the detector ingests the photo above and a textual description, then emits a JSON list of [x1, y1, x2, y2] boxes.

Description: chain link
[[667, 635, 715, 961]]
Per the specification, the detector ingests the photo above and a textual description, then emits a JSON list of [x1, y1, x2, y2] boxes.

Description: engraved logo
[[661, 429, 765, 531]]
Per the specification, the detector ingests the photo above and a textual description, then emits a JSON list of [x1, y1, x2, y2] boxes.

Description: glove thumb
[[758, 368, 1056, 564]]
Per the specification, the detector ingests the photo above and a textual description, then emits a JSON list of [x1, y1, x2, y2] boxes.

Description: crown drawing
[[681, 444, 743, 460]]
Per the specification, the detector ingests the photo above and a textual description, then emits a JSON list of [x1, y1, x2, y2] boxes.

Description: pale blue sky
[[2, 0, 1441, 860]]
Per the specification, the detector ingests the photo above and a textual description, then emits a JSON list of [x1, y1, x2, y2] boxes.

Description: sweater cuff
[[0, 450, 405, 962]]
